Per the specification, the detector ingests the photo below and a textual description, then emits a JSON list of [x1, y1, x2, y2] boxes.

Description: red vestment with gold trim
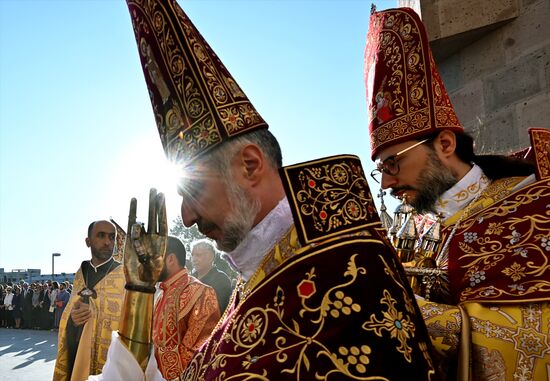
[[153, 268, 220, 380], [181, 155, 440, 380]]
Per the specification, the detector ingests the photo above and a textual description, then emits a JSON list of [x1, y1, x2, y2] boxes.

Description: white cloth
[[4, 292, 14, 310], [50, 289, 59, 307], [223, 197, 293, 281], [511, 173, 536, 191], [433, 164, 489, 222], [87, 331, 164, 381], [433, 166, 537, 223]]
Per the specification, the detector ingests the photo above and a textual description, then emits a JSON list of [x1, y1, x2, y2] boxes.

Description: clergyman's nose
[[181, 200, 198, 228]]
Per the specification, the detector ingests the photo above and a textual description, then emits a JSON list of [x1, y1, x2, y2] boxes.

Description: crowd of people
[[6, 1, 548, 381], [0, 280, 72, 331]]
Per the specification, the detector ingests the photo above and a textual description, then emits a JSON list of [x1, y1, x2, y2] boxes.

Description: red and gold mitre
[[126, 0, 268, 164], [364, 7, 463, 159]]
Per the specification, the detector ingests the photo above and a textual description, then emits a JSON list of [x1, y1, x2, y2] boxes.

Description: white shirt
[[434, 164, 490, 222], [4, 292, 14, 309], [433, 165, 536, 223], [223, 197, 293, 281]]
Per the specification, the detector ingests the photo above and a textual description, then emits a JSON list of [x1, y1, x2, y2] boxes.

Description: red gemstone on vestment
[[297, 280, 316, 299], [320, 211, 328, 220]]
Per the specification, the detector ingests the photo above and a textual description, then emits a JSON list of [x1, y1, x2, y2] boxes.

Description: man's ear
[[85, 237, 91, 248], [435, 130, 457, 158], [237, 144, 264, 184]]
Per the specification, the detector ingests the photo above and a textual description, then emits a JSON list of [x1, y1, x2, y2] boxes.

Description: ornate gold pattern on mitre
[[280, 155, 382, 246], [126, 0, 268, 164], [529, 127, 550, 180], [364, 7, 463, 159]]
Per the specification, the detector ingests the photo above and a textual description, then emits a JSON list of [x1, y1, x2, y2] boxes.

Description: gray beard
[[411, 151, 457, 214], [216, 180, 260, 252]]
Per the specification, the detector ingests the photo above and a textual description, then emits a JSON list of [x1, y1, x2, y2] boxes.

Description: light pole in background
[[52, 253, 61, 280]]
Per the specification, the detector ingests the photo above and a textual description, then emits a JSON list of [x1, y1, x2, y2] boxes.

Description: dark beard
[[91, 247, 113, 263], [411, 151, 457, 214], [158, 266, 169, 282]]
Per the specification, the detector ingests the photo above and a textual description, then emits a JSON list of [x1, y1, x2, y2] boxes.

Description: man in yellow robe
[[364, 7, 550, 380], [53, 220, 125, 381]]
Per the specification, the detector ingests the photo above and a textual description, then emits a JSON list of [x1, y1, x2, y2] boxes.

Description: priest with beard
[[87, 1, 439, 380], [152, 236, 220, 380], [364, 7, 550, 380]]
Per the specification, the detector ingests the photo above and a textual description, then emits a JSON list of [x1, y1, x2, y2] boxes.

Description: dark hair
[[425, 131, 535, 180], [88, 222, 95, 238], [167, 236, 186, 267]]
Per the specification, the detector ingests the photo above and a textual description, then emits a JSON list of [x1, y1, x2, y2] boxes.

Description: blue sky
[[0, 0, 399, 275]]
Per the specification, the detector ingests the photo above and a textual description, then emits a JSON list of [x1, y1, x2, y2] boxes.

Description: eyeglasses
[[370, 138, 429, 183]]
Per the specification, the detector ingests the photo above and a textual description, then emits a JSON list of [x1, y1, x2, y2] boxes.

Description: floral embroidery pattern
[[485, 222, 504, 236], [283, 156, 381, 244], [361, 290, 416, 362], [502, 263, 526, 282], [241, 314, 264, 343], [452, 179, 550, 302], [188, 250, 436, 381]]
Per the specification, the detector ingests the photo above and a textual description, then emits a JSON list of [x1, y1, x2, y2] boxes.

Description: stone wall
[[399, 0, 550, 154]]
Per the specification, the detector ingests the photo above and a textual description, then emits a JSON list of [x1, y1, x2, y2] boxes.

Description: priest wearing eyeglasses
[[365, 7, 550, 381]]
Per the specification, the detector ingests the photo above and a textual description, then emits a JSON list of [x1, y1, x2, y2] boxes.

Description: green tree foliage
[[169, 217, 238, 281]]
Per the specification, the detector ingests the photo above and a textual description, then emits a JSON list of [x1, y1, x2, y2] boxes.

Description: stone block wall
[[399, 0, 550, 154]]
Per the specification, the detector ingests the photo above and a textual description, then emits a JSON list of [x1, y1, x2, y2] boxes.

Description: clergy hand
[[124, 188, 167, 288], [70, 300, 91, 326]]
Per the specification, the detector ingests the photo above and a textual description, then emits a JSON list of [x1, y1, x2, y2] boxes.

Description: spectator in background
[[63, 281, 72, 294], [31, 283, 41, 329], [191, 239, 233, 313], [50, 281, 59, 329], [12, 285, 23, 329], [39, 283, 51, 330], [54, 283, 69, 329], [21, 282, 33, 329], [0, 285, 6, 328], [3, 286, 14, 328]]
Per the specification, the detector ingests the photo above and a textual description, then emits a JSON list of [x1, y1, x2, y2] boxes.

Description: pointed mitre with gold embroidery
[[126, 0, 268, 164], [364, 7, 463, 160]]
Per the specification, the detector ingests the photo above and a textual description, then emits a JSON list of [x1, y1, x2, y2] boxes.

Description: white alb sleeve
[[87, 331, 165, 381]]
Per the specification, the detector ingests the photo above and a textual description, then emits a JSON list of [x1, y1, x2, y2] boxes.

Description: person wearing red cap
[[365, 7, 550, 381], [88, 0, 441, 380]]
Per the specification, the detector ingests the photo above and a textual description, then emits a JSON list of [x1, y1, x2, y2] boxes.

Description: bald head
[[86, 220, 116, 264]]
